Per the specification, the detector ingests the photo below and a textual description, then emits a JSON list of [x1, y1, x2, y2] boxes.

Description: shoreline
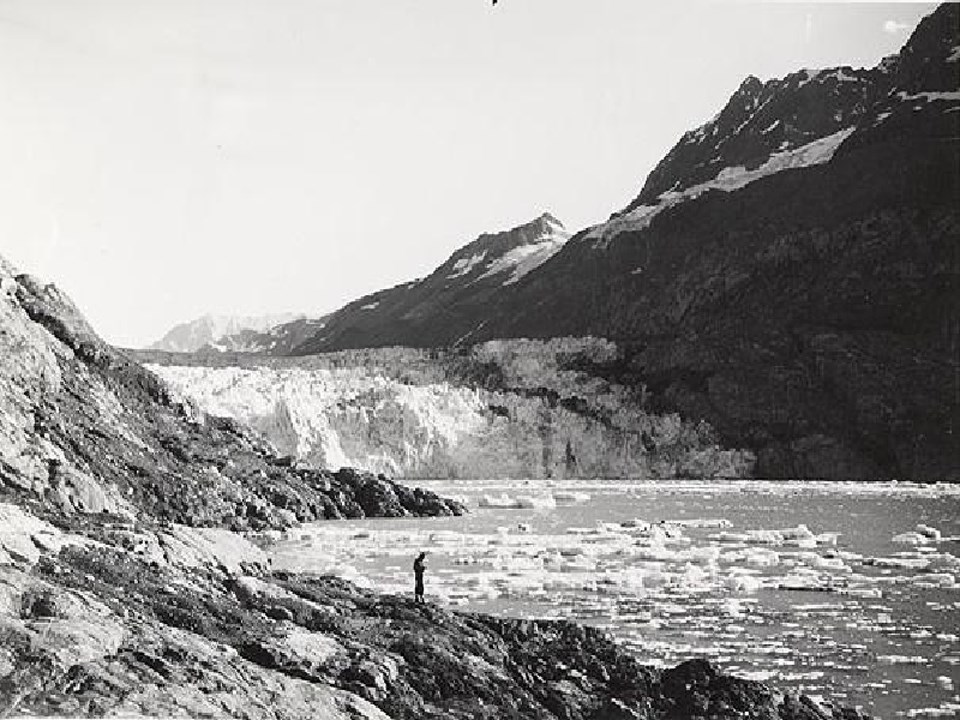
[[0, 504, 872, 720]]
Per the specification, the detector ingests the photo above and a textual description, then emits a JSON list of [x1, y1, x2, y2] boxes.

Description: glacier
[[149, 339, 755, 480]]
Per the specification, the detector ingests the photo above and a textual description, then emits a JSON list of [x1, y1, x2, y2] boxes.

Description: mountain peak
[[443, 213, 569, 284], [736, 75, 763, 94], [500, 211, 567, 241], [584, 3, 958, 249], [535, 211, 564, 228]]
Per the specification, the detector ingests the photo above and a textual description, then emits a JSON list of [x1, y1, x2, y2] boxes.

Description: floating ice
[[894, 532, 933, 545], [668, 518, 732, 529], [553, 491, 591, 503], [916, 524, 942, 542], [726, 571, 763, 593], [479, 494, 523, 509], [516, 495, 557, 510], [261, 479, 959, 719]]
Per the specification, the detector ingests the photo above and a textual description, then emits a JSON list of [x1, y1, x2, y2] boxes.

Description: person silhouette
[[413, 551, 427, 603]]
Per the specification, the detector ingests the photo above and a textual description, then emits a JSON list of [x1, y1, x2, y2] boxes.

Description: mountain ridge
[[213, 212, 571, 355]]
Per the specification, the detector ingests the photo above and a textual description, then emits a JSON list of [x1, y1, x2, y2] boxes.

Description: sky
[[0, 0, 940, 347]]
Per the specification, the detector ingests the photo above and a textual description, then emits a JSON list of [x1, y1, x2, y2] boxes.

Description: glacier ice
[[150, 339, 754, 479]]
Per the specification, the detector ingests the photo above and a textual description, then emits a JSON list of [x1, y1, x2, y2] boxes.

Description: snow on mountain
[[267, 213, 571, 355], [589, 126, 856, 246], [441, 212, 569, 286], [478, 215, 569, 284], [447, 252, 488, 279], [585, 16, 959, 249], [148, 312, 306, 353]]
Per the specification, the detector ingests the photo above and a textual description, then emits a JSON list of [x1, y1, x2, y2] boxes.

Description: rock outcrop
[[0, 259, 462, 529], [0, 511, 869, 719]]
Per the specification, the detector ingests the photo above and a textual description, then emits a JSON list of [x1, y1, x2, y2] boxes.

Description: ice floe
[[265, 479, 960, 719]]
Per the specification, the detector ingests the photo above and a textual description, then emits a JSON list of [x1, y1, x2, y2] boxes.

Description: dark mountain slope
[[231, 213, 569, 354], [469, 4, 959, 480]]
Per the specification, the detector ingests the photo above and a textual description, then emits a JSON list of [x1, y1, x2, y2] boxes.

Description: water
[[266, 480, 960, 719]]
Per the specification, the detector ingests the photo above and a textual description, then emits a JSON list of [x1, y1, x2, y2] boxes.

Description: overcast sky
[[0, 0, 938, 347]]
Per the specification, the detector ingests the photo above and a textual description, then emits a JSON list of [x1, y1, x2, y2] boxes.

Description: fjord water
[[267, 481, 960, 718]]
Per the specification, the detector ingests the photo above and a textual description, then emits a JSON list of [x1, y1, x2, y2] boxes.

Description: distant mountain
[[272, 4, 959, 481], [148, 312, 305, 352], [201, 314, 334, 355], [258, 212, 569, 354]]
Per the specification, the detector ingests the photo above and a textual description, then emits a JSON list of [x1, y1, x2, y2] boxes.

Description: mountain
[[244, 212, 569, 355], [469, 4, 960, 481], [592, 3, 958, 244], [149, 312, 306, 353], [272, 4, 959, 481]]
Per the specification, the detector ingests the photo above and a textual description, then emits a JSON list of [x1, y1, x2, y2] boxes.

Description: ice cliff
[[149, 339, 755, 479]]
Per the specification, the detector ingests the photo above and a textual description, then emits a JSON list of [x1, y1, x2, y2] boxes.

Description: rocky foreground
[[0, 504, 868, 720], [0, 258, 868, 719]]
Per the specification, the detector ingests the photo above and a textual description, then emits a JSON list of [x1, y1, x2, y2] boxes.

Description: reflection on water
[[265, 480, 960, 719]]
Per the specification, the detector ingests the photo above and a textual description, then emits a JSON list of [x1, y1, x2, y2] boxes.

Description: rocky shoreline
[[1, 504, 870, 720]]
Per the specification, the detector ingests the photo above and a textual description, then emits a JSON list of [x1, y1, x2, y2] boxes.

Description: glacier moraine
[[261, 480, 960, 720]]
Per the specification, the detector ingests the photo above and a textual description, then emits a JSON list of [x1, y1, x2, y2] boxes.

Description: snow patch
[[897, 90, 960, 103], [588, 126, 855, 247], [796, 69, 822, 88], [447, 252, 487, 279], [360, 302, 380, 311], [821, 68, 861, 84], [479, 236, 567, 285], [477, 221, 570, 285]]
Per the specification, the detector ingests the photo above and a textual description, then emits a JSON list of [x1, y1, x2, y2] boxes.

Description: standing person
[[413, 551, 427, 603]]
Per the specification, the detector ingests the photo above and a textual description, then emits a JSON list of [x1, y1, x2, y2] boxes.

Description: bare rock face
[[0, 259, 463, 530]]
